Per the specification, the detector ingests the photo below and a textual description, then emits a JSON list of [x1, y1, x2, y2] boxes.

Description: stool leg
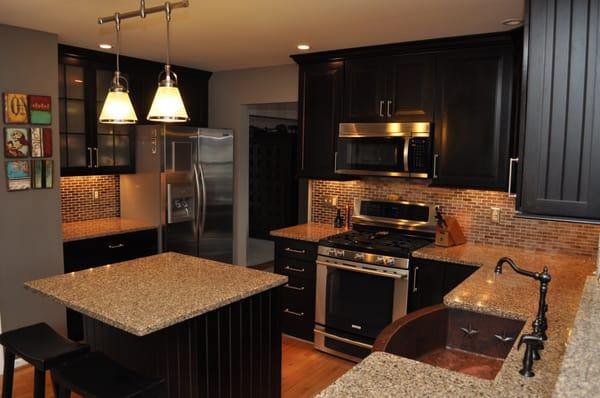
[[33, 369, 45, 398], [2, 350, 15, 398]]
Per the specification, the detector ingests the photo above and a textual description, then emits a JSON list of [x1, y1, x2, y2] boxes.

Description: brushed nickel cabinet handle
[[87, 147, 93, 168], [379, 100, 385, 117], [108, 243, 125, 249], [284, 284, 305, 291], [508, 157, 519, 198], [93, 147, 99, 168], [433, 154, 439, 179], [284, 308, 304, 317], [412, 266, 419, 292], [284, 265, 305, 273], [284, 247, 306, 254], [387, 100, 392, 117]]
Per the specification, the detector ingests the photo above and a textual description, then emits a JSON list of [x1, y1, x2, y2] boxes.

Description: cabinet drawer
[[281, 300, 315, 342], [275, 238, 317, 261], [281, 276, 315, 310], [275, 257, 316, 280]]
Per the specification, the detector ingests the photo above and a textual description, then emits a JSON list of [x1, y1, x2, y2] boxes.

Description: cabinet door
[[298, 61, 345, 179], [518, 0, 600, 219], [408, 260, 444, 313], [387, 54, 435, 122], [344, 57, 387, 122], [443, 262, 477, 296], [433, 47, 513, 190]]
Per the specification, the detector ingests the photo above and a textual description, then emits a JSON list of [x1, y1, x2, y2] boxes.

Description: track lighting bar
[[97, 0, 189, 25]]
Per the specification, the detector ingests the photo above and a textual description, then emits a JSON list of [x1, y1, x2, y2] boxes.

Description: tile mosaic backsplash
[[60, 175, 120, 223]]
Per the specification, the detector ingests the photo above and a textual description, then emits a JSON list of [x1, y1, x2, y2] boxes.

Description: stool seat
[[0, 322, 89, 371], [51, 352, 164, 398]]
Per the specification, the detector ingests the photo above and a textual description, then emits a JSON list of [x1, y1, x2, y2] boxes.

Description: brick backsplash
[[61, 175, 120, 223], [311, 179, 600, 257]]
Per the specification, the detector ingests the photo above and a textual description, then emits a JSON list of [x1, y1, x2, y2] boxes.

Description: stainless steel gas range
[[314, 198, 437, 362]]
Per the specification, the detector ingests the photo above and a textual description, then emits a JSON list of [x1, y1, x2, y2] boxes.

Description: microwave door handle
[[403, 138, 410, 173]]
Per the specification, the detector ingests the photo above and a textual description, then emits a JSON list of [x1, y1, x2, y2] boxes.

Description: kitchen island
[[25, 252, 288, 397]]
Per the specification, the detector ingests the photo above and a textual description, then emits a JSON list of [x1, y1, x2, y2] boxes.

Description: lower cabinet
[[63, 228, 159, 340], [408, 258, 478, 313], [274, 238, 317, 341]]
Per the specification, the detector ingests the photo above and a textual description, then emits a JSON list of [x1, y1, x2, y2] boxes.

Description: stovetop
[[319, 228, 433, 258]]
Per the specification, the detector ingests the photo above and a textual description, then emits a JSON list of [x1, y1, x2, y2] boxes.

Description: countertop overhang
[[25, 252, 288, 336]]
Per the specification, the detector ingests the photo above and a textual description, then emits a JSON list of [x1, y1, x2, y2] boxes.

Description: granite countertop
[[63, 217, 157, 242], [553, 276, 600, 397], [270, 222, 348, 242], [25, 252, 288, 336], [318, 243, 596, 397]]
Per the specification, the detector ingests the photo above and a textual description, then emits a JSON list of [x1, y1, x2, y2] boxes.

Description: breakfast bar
[[25, 252, 288, 397]]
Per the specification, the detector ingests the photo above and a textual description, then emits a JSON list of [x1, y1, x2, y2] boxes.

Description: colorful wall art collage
[[3, 92, 54, 191]]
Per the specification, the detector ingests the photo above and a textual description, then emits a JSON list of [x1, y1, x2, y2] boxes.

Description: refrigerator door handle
[[197, 161, 207, 237], [192, 164, 201, 239]]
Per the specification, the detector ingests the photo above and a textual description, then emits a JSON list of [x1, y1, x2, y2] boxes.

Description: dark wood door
[[432, 46, 514, 190], [388, 54, 435, 121], [518, 0, 600, 220], [344, 57, 387, 122], [298, 61, 345, 179], [408, 260, 444, 313]]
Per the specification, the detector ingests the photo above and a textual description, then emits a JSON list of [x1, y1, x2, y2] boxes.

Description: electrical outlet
[[491, 207, 501, 224], [323, 195, 338, 208], [93, 190, 99, 200]]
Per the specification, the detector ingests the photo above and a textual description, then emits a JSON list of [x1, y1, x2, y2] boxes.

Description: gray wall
[[0, 24, 65, 335], [208, 64, 298, 265]]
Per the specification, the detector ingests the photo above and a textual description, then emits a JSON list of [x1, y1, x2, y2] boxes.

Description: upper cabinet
[[344, 55, 435, 122], [432, 46, 514, 190], [517, 0, 600, 220], [58, 45, 211, 176]]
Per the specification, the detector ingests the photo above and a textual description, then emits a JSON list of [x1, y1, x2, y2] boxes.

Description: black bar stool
[[0, 322, 89, 398], [51, 352, 164, 398]]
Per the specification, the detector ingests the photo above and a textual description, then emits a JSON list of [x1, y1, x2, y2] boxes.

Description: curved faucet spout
[[495, 257, 551, 284]]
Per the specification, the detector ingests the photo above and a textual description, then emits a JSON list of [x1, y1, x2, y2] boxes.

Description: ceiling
[[0, 0, 524, 72]]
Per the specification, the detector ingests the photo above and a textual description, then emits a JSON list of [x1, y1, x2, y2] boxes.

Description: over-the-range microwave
[[335, 122, 432, 178]]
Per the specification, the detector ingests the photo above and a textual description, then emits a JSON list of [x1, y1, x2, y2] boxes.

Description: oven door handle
[[313, 328, 374, 350], [316, 260, 407, 279]]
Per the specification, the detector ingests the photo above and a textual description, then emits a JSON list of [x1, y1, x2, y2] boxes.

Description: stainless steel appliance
[[335, 122, 432, 178], [314, 199, 437, 361], [120, 125, 233, 263]]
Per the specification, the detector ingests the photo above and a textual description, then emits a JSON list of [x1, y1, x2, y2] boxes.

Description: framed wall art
[[30, 127, 52, 158], [5, 160, 31, 191], [3, 92, 29, 124], [4, 127, 30, 158], [28, 95, 52, 125], [32, 159, 53, 189]]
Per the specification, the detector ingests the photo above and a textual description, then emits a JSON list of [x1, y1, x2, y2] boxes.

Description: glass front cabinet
[[58, 55, 135, 176]]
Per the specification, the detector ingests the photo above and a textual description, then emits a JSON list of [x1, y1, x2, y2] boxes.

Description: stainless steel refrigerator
[[120, 125, 234, 263]]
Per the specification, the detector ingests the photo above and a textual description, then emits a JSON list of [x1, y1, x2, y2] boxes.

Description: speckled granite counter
[[553, 276, 600, 397], [25, 252, 288, 336], [270, 223, 347, 242], [63, 217, 156, 242], [318, 243, 596, 397]]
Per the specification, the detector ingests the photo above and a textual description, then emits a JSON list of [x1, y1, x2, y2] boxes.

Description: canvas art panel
[[30, 127, 52, 158], [3, 92, 29, 124], [5, 160, 31, 191], [28, 95, 52, 125], [4, 127, 30, 158], [32, 159, 53, 189]]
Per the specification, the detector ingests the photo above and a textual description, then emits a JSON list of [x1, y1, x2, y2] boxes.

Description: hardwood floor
[[0, 335, 354, 398]]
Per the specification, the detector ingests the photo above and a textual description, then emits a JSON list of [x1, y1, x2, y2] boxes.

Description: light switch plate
[[324, 195, 338, 208]]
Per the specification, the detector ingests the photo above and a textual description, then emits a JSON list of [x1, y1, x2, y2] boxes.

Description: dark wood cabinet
[[273, 237, 317, 341], [344, 55, 435, 122], [432, 46, 514, 190], [58, 45, 211, 176], [296, 61, 345, 180], [408, 258, 478, 313], [63, 229, 159, 340], [517, 0, 600, 220]]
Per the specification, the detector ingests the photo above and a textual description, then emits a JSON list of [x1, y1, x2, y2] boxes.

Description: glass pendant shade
[[99, 87, 138, 124], [147, 69, 189, 122]]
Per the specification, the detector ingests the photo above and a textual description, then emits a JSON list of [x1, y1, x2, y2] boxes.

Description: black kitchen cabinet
[[273, 237, 317, 341], [344, 55, 435, 122], [296, 61, 346, 180], [432, 46, 514, 190], [408, 258, 478, 313], [58, 45, 211, 176], [517, 0, 600, 220], [63, 228, 159, 340]]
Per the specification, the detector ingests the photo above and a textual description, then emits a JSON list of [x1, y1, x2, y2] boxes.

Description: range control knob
[[335, 249, 345, 257], [354, 253, 365, 261], [375, 256, 385, 264], [384, 257, 396, 267], [327, 248, 336, 257]]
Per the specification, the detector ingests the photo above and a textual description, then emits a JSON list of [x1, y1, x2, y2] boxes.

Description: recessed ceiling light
[[98, 43, 112, 49], [502, 18, 522, 26], [297, 44, 311, 51]]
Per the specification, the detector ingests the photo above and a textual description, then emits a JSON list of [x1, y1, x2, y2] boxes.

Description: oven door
[[314, 257, 409, 361], [335, 137, 408, 177]]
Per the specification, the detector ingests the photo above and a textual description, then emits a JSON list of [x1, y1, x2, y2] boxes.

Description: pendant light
[[99, 13, 138, 124], [147, 3, 189, 122]]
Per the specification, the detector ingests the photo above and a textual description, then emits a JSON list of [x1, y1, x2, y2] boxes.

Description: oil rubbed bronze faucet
[[495, 257, 552, 377]]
